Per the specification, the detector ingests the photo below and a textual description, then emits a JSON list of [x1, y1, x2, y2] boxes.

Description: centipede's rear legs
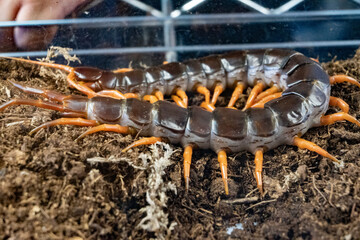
[[0, 82, 104, 134]]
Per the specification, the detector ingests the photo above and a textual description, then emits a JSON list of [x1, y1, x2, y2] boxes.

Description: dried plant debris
[[39, 46, 81, 65], [136, 143, 177, 239], [0, 48, 360, 239]]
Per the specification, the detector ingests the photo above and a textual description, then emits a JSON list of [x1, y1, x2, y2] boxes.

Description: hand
[[0, 0, 87, 51]]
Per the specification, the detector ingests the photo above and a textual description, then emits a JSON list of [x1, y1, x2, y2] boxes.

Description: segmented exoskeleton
[[1, 49, 360, 195]]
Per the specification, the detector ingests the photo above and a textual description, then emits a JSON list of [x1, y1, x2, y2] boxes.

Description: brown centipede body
[[1, 49, 360, 195]]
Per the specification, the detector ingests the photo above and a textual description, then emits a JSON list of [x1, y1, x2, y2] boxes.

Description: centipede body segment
[[1, 49, 360, 196]]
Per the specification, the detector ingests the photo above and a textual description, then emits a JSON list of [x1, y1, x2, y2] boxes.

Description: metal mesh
[[0, 0, 360, 67]]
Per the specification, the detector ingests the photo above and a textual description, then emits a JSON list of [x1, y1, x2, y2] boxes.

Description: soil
[[0, 49, 359, 240]]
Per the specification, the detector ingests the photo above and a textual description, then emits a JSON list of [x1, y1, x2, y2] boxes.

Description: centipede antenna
[[320, 112, 360, 128], [243, 81, 265, 110], [329, 96, 349, 113], [183, 145, 193, 192], [254, 149, 264, 196], [76, 124, 130, 141], [2, 56, 73, 73], [29, 118, 98, 135], [330, 75, 360, 88], [227, 83, 245, 108], [293, 136, 339, 163], [217, 150, 229, 195], [122, 136, 162, 152]]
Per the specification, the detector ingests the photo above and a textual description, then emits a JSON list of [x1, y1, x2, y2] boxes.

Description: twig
[[245, 199, 276, 210], [312, 175, 327, 203], [181, 204, 213, 219], [245, 188, 258, 198], [328, 182, 335, 207], [222, 196, 259, 204]]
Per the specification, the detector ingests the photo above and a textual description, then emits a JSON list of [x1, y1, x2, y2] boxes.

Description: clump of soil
[[0, 49, 359, 239]]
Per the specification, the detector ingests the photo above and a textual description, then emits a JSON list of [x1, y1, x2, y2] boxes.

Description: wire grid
[[0, 0, 360, 64]]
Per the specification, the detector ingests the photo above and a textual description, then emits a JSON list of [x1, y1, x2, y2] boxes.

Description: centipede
[[1, 49, 360, 196]]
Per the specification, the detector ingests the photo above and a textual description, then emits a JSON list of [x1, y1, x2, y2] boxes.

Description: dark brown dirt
[[0, 50, 359, 240]]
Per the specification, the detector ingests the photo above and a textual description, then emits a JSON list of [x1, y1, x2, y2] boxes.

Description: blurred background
[[1, 0, 360, 68]]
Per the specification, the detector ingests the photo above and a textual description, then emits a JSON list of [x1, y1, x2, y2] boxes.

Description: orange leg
[[0, 98, 66, 113], [293, 136, 339, 163], [122, 137, 162, 152], [217, 150, 229, 195], [96, 89, 127, 99], [227, 83, 245, 108], [251, 92, 282, 108], [113, 68, 133, 73], [183, 145, 193, 191], [173, 89, 188, 107], [200, 101, 215, 112], [154, 91, 164, 101], [3, 56, 73, 72], [254, 85, 280, 103], [320, 112, 360, 127], [9, 80, 69, 102], [329, 75, 360, 88], [171, 88, 188, 108], [310, 57, 319, 63], [143, 95, 159, 104], [211, 84, 224, 105], [5, 57, 138, 99], [67, 73, 136, 100], [67, 72, 100, 98], [76, 124, 132, 140], [172, 95, 187, 108], [0, 82, 90, 121], [197, 85, 211, 103], [243, 81, 265, 110], [29, 118, 99, 135], [197, 85, 215, 111], [329, 96, 349, 113], [254, 149, 264, 195], [176, 89, 188, 107]]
